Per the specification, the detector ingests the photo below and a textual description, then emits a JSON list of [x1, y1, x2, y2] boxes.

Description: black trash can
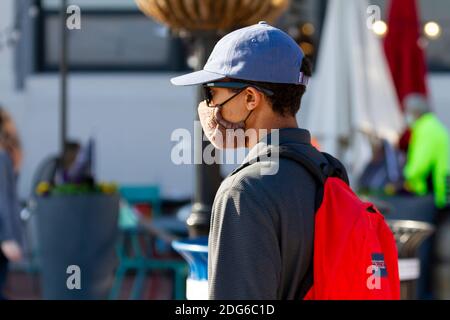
[[35, 194, 119, 300]]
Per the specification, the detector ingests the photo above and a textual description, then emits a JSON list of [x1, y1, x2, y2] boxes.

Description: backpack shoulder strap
[[229, 143, 349, 210], [320, 152, 350, 185], [229, 143, 349, 186], [275, 144, 350, 186], [275, 145, 327, 185]]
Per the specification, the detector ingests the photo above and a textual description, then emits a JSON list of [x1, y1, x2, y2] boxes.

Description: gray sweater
[[0, 150, 23, 245], [208, 128, 316, 300]]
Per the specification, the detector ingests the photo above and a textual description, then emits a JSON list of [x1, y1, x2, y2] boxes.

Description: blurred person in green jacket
[[403, 94, 450, 209]]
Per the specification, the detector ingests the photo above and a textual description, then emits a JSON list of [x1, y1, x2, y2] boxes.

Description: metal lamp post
[[136, 0, 290, 236], [60, 0, 68, 156]]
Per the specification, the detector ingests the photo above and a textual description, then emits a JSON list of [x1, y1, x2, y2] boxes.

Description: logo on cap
[[299, 72, 309, 86]]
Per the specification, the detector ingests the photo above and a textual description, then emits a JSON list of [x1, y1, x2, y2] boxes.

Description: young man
[[171, 22, 317, 299]]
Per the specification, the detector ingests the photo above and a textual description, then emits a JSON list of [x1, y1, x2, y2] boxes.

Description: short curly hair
[[230, 57, 313, 117]]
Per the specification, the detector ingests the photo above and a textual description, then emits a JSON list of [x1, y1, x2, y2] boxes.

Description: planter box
[[35, 194, 120, 300]]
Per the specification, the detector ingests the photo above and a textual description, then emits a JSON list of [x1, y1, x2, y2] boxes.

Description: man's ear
[[245, 87, 262, 111]]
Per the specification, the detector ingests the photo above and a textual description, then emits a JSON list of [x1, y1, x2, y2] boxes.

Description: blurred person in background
[[54, 141, 81, 185], [31, 140, 82, 194], [403, 94, 449, 211], [0, 107, 24, 300], [402, 94, 450, 299]]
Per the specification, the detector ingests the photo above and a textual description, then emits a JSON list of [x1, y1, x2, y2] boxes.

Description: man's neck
[[246, 116, 298, 149]]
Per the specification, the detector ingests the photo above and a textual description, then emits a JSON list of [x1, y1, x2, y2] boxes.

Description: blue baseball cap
[[171, 21, 308, 86]]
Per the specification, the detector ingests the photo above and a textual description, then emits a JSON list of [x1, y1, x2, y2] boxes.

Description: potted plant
[[34, 177, 120, 300], [33, 141, 120, 300]]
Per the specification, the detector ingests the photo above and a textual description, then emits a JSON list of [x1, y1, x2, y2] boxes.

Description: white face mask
[[197, 101, 253, 149], [405, 113, 416, 126]]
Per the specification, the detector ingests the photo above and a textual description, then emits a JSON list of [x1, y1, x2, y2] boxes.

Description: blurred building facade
[[0, 0, 449, 202]]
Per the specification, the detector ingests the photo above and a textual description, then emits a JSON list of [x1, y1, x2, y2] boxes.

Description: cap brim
[[170, 70, 226, 86]]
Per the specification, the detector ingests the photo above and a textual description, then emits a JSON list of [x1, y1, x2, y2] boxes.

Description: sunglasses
[[202, 82, 274, 107]]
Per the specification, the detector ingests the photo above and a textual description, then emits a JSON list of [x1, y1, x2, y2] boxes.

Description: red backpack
[[274, 145, 401, 300]]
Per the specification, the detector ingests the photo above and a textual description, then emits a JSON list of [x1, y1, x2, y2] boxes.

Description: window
[[35, 0, 187, 71]]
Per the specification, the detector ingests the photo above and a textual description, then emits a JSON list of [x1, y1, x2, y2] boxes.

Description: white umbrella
[[301, 0, 405, 182]]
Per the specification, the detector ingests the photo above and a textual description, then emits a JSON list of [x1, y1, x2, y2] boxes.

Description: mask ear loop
[[243, 109, 254, 125], [214, 88, 256, 129]]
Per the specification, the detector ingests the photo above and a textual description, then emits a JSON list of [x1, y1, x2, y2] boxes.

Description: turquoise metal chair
[[109, 185, 188, 300], [118, 185, 162, 217]]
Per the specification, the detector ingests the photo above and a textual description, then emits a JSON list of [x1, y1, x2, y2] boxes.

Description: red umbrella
[[384, 0, 428, 111]]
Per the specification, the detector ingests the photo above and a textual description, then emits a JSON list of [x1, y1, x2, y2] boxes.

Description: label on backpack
[[371, 253, 388, 278]]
